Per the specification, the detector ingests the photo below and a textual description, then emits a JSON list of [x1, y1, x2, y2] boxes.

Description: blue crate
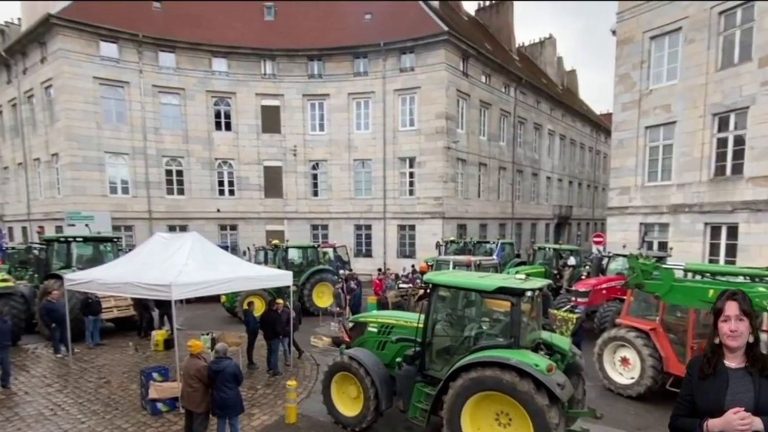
[[144, 397, 179, 416], [140, 365, 171, 402]]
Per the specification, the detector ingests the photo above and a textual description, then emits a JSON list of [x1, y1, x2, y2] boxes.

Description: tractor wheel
[[593, 301, 623, 334], [552, 293, 572, 310], [35, 279, 86, 341], [302, 272, 338, 316], [15, 282, 37, 331], [321, 356, 379, 431], [564, 361, 587, 428], [443, 367, 565, 432], [236, 290, 272, 319], [0, 291, 29, 346], [594, 327, 663, 398]]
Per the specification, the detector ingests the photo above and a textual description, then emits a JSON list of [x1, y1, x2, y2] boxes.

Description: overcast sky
[[0, 1, 616, 112]]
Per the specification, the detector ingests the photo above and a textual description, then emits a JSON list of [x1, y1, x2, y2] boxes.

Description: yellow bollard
[[285, 379, 299, 424]]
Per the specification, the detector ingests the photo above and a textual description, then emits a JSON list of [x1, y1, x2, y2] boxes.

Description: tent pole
[[171, 299, 181, 383], [64, 284, 73, 365], [289, 287, 293, 371]]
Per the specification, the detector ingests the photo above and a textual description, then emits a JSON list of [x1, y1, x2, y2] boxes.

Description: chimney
[[474, 1, 515, 52], [565, 69, 579, 96], [520, 35, 560, 84]]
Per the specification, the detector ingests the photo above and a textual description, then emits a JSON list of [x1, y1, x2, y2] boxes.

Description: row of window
[[640, 222, 738, 265], [649, 2, 754, 88], [456, 95, 609, 173], [645, 109, 747, 183], [99, 39, 418, 79], [0, 84, 55, 141]]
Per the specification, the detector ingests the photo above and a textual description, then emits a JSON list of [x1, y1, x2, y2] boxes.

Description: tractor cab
[[252, 245, 276, 267], [319, 242, 353, 273], [272, 243, 323, 274], [431, 256, 500, 273], [42, 234, 121, 277], [2, 244, 47, 285], [505, 244, 585, 296], [421, 239, 517, 274]]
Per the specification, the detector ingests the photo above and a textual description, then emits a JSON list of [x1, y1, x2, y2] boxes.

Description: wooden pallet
[[99, 295, 136, 319]]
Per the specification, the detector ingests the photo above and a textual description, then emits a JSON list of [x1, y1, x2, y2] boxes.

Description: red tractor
[[552, 251, 669, 333]]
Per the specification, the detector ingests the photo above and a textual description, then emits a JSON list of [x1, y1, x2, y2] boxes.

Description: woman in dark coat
[[208, 342, 244, 432], [669, 289, 768, 432]]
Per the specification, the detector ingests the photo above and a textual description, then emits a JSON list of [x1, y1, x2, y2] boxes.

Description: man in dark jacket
[[80, 294, 103, 348], [0, 308, 12, 389], [208, 342, 244, 432], [278, 299, 304, 365], [155, 299, 173, 333], [132, 298, 153, 339], [243, 301, 260, 370], [39, 289, 70, 357], [259, 299, 283, 377]]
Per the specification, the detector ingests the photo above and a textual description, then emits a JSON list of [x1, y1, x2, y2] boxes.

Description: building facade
[[609, 1, 767, 265], [0, 1, 609, 274]]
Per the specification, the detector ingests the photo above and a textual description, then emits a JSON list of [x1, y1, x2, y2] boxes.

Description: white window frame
[[397, 224, 416, 258], [498, 166, 506, 200], [211, 56, 228, 74], [308, 100, 327, 135], [158, 50, 176, 69], [399, 157, 416, 198], [353, 55, 369, 76], [100, 84, 128, 126], [456, 158, 466, 198], [44, 85, 55, 125], [706, 224, 739, 265], [212, 97, 233, 132], [310, 224, 330, 244], [547, 130, 555, 158], [34, 158, 43, 199], [545, 176, 552, 204], [712, 109, 747, 178], [353, 98, 371, 133], [399, 93, 417, 130], [163, 157, 185, 197], [719, 2, 755, 70], [531, 173, 538, 203], [218, 224, 239, 253], [52, 153, 61, 197], [481, 72, 491, 85], [533, 125, 541, 156], [646, 123, 675, 184], [215, 159, 236, 198], [308, 58, 324, 78], [516, 120, 525, 149], [309, 160, 329, 199], [499, 114, 508, 145], [457, 97, 466, 133], [515, 169, 523, 202], [400, 50, 415, 71], [353, 159, 373, 198], [478, 163, 487, 199], [26, 94, 36, 132], [99, 40, 119, 60], [261, 58, 277, 77], [106, 153, 131, 197], [264, 3, 276, 20], [649, 30, 681, 88], [354, 224, 373, 258], [113, 225, 135, 250], [159, 92, 183, 130], [479, 106, 488, 139]]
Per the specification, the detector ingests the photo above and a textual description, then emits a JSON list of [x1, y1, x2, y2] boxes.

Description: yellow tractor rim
[[313, 281, 335, 308], [243, 295, 267, 317], [330, 372, 364, 418], [460, 391, 533, 432]]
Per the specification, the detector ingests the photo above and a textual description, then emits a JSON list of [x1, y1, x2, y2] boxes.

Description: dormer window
[[308, 58, 324, 79], [264, 3, 276, 21], [353, 55, 369, 77]]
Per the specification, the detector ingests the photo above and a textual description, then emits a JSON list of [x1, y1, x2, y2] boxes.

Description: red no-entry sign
[[592, 232, 606, 247]]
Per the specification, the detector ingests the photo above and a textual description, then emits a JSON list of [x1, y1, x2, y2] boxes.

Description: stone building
[[0, 1, 609, 274], [609, 1, 767, 266]]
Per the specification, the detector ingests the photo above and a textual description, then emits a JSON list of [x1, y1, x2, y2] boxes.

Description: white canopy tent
[[62, 231, 294, 380]]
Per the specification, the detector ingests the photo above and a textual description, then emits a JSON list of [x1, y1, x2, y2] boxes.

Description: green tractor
[[0, 244, 48, 345], [35, 234, 136, 340], [421, 238, 518, 274], [221, 241, 345, 318], [504, 244, 585, 297], [321, 271, 597, 432]]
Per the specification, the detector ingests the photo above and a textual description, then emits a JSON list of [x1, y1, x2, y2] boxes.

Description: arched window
[[164, 157, 185, 197], [216, 159, 236, 197], [213, 97, 232, 131], [309, 161, 328, 198], [353, 160, 372, 198], [106, 153, 130, 196]]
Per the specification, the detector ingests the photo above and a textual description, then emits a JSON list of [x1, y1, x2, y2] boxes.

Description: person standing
[[80, 293, 103, 348], [181, 339, 211, 432], [39, 289, 70, 357], [260, 299, 283, 377], [0, 308, 12, 389], [243, 301, 260, 370], [155, 299, 173, 333], [279, 299, 305, 364], [209, 342, 244, 432], [132, 298, 153, 339]]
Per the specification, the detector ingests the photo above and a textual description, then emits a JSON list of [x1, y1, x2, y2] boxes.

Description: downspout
[[510, 81, 520, 252], [380, 42, 387, 270], [137, 34, 154, 232], [2, 51, 33, 240]]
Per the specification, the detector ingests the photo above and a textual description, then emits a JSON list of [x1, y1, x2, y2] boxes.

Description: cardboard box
[[147, 381, 181, 400]]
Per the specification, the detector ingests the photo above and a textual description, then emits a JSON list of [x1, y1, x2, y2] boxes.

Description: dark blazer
[[259, 308, 282, 341], [669, 354, 768, 432]]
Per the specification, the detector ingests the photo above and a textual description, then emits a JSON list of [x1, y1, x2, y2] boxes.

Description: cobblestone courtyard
[[0, 305, 319, 431]]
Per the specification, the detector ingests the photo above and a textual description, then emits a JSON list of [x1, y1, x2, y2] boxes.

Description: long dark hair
[[701, 289, 768, 378]]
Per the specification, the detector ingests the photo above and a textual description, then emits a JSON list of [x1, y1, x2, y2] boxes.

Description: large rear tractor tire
[[321, 356, 379, 431], [593, 301, 623, 334], [552, 293, 573, 310], [443, 367, 565, 432], [594, 327, 663, 398], [0, 291, 29, 346], [302, 272, 338, 316], [236, 290, 272, 320], [15, 282, 38, 332], [35, 279, 86, 342]]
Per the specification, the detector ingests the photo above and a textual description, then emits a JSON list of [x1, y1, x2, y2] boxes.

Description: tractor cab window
[[74, 242, 118, 270], [605, 256, 630, 276], [496, 242, 515, 263], [48, 242, 69, 271], [444, 241, 469, 255], [478, 263, 500, 273], [425, 287, 513, 377], [334, 246, 351, 267], [534, 248, 554, 266], [472, 242, 495, 257], [319, 248, 334, 266], [627, 290, 659, 321], [285, 247, 318, 270], [432, 261, 452, 271]]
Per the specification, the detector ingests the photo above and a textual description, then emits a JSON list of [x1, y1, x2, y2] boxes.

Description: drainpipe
[[137, 34, 154, 232], [510, 81, 520, 252], [380, 42, 387, 270], [1, 50, 33, 240]]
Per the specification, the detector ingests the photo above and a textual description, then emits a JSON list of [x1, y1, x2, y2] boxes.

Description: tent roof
[[63, 232, 293, 301]]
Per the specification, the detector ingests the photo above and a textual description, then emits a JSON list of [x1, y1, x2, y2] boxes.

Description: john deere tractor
[[421, 238, 518, 274], [0, 244, 47, 345], [505, 244, 586, 297], [35, 234, 136, 340], [321, 270, 598, 432], [222, 241, 345, 318]]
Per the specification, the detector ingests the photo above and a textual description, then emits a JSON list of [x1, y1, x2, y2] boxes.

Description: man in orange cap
[[181, 339, 210, 432]]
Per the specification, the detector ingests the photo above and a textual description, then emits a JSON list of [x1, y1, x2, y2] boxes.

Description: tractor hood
[[504, 264, 546, 278], [350, 310, 424, 329], [572, 275, 626, 291]]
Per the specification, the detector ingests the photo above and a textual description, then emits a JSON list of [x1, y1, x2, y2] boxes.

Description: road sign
[[592, 232, 606, 247]]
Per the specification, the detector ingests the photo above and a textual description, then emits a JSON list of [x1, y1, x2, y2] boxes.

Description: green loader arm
[[627, 255, 768, 311]]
